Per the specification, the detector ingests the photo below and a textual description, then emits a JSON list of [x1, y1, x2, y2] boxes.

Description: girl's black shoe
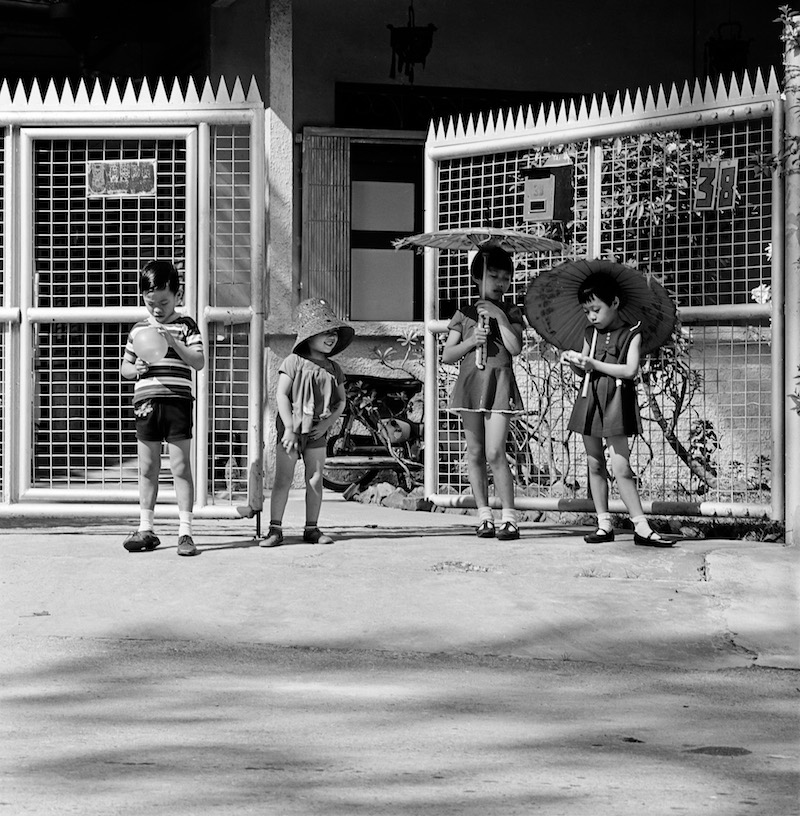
[[633, 531, 677, 547], [496, 521, 520, 541], [584, 528, 614, 543], [476, 520, 495, 538]]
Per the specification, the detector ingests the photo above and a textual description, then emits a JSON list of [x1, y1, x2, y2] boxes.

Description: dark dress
[[567, 323, 643, 438], [447, 300, 526, 414]]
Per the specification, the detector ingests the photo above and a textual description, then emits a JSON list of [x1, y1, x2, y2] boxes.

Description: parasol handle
[[581, 328, 598, 398], [476, 312, 488, 369]]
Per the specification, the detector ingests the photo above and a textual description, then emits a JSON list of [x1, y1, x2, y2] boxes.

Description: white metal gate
[[421, 69, 783, 521], [0, 78, 265, 519]]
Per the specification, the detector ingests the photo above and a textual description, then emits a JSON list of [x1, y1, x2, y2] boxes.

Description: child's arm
[[560, 340, 591, 376], [120, 337, 149, 381], [275, 372, 299, 453], [577, 333, 642, 380], [477, 300, 522, 356], [120, 357, 142, 380], [161, 326, 205, 371], [441, 325, 488, 365]]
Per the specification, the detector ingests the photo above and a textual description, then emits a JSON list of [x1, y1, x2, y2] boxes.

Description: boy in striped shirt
[[120, 260, 205, 556]]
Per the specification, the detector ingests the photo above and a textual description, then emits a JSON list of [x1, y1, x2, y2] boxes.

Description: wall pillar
[[784, 15, 800, 543], [264, 0, 294, 488]]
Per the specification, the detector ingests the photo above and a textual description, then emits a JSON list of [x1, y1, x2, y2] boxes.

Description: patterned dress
[[567, 323, 643, 438], [447, 300, 526, 414]]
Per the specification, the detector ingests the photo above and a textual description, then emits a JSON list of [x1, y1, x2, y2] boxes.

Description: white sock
[[501, 508, 518, 526], [597, 513, 613, 533], [178, 511, 193, 538], [478, 506, 494, 523], [139, 509, 155, 532], [631, 515, 653, 537]]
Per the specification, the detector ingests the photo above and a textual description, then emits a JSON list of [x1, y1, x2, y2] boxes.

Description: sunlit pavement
[[1, 493, 798, 815]]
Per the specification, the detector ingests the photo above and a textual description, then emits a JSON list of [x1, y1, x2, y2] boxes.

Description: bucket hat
[[292, 298, 355, 356]]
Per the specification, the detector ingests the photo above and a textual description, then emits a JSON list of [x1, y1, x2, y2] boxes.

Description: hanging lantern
[[387, 2, 436, 84]]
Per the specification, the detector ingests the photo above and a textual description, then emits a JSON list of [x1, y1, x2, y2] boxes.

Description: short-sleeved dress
[[447, 300, 526, 414], [567, 323, 642, 438], [278, 353, 345, 436]]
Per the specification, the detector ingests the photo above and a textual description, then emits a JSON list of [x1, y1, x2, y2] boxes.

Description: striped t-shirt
[[123, 316, 203, 405]]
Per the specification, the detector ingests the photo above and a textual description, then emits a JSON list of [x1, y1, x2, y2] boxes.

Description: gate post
[[784, 14, 800, 543]]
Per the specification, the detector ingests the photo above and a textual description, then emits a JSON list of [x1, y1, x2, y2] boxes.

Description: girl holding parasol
[[535, 265, 678, 547], [441, 246, 526, 540]]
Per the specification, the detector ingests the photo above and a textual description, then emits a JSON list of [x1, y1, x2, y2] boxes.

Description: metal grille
[[437, 149, 571, 317], [596, 121, 772, 309], [207, 324, 250, 499], [207, 125, 252, 502], [434, 120, 774, 512], [32, 322, 137, 488], [33, 139, 187, 309], [210, 126, 252, 309], [32, 138, 186, 488]]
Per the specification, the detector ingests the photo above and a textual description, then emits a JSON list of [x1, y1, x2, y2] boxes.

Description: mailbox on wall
[[521, 159, 574, 224]]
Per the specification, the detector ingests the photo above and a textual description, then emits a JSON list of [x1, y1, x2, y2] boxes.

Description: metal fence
[[422, 70, 783, 520], [0, 78, 265, 519]]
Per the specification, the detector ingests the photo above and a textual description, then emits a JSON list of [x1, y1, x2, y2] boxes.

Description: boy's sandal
[[259, 527, 284, 548], [475, 519, 495, 538], [496, 521, 520, 541], [123, 530, 161, 552], [633, 531, 678, 548], [303, 527, 334, 545], [177, 534, 199, 557], [584, 528, 615, 543]]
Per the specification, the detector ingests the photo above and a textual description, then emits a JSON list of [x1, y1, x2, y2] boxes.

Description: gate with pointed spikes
[[421, 70, 784, 522], [0, 77, 266, 522]]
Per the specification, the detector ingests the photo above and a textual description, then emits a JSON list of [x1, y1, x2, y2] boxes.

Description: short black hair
[[470, 246, 514, 281], [577, 272, 622, 307], [139, 260, 181, 294]]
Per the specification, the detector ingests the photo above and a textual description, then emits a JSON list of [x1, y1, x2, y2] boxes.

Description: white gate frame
[[421, 69, 785, 521], [0, 77, 265, 519]]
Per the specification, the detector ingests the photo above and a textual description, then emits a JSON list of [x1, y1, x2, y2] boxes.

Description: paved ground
[[1, 493, 798, 815]]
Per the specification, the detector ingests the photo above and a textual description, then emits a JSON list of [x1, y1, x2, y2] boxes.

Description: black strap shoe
[[584, 529, 614, 543], [634, 531, 678, 547], [475, 520, 495, 538]]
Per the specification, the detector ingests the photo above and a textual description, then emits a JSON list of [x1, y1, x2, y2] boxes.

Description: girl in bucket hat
[[261, 299, 354, 548]]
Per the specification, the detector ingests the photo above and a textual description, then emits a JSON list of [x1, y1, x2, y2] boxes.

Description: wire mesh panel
[[207, 324, 250, 499], [433, 117, 775, 514], [33, 139, 187, 309], [31, 137, 187, 490], [206, 125, 252, 503], [33, 322, 136, 487], [595, 122, 772, 309], [210, 126, 252, 310]]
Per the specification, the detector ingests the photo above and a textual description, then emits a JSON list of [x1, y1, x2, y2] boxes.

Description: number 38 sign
[[694, 158, 739, 211]]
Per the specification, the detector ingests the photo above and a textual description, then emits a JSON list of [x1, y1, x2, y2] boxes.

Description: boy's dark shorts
[[134, 398, 193, 443], [276, 416, 326, 453]]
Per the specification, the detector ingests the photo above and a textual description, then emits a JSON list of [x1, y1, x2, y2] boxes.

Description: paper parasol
[[393, 226, 565, 254], [524, 259, 677, 355]]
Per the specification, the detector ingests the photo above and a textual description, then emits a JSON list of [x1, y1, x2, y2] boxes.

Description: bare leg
[[484, 412, 514, 510], [168, 438, 194, 513], [583, 435, 609, 514], [270, 442, 299, 524], [605, 435, 645, 518], [302, 446, 326, 525], [460, 412, 488, 508], [137, 439, 162, 511]]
